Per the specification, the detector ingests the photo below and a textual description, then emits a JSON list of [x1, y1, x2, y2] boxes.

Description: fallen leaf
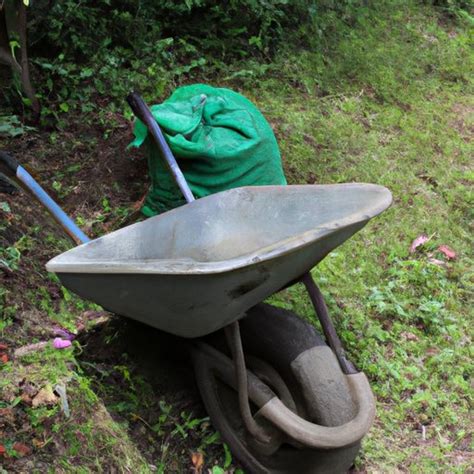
[[132, 192, 148, 211], [438, 245, 456, 260], [0, 343, 8, 351], [81, 310, 110, 327], [20, 393, 33, 405], [191, 452, 204, 473], [32, 438, 44, 449], [0, 407, 15, 425], [426, 347, 439, 356], [32, 386, 59, 408], [401, 332, 419, 341], [409, 234, 429, 253], [53, 338, 72, 349], [428, 257, 445, 266], [0, 444, 5, 456], [54, 383, 70, 418], [0, 354, 8, 363], [21, 382, 39, 398], [75, 322, 85, 332], [13, 442, 31, 457]]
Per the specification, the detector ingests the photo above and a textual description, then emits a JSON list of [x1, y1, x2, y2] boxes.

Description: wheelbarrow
[[0, 93, 392, 473]]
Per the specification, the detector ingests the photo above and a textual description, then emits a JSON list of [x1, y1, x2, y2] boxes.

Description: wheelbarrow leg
[[224, 321, 272, 444], [192, 304, 372, 473], [301, 273, 357, 375]]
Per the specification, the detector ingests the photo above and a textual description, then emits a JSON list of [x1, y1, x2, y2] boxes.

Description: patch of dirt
[[450, 102, 474, 142], [1, 114, 148, 336], [0, 113, 236, 472], [0, 115, 153, 470]]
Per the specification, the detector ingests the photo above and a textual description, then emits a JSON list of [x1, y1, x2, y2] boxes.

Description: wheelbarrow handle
[[126, 92, 195, 204], [0, 150, 19, 177], [0, 151, 90, 246]]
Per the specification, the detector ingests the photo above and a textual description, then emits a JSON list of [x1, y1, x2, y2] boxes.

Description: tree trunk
[[18, 0, 40, 120], [0, 1, 41, 121], [0, 5, 21, 72]]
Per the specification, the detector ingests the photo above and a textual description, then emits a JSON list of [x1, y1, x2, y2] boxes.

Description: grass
[[1, 1, 473, 472], [259, 4, 473, 471]]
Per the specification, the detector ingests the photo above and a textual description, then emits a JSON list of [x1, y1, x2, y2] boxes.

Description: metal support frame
[[225, 271, 358, 443], [300, 272, 357, 375], [225, 322, 271, 444]]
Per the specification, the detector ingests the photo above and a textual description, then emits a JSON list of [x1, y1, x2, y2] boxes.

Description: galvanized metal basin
[[46, 184, 392, 337]]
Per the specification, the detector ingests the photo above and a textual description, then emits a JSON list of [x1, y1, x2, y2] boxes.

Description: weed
[[0, 246, 21, 271], [0, 115, 35, 137]]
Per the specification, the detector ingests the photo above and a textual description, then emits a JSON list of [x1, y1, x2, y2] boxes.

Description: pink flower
[[53, 338, 72, 349]]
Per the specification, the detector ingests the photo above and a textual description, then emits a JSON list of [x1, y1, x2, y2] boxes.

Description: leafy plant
[[0, 115, 35, 137], [1, 0, 41, 118], [0, 246, 21, 271]]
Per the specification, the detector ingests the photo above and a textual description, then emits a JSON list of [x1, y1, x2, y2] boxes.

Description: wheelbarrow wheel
[[192, 303, 362, 474]]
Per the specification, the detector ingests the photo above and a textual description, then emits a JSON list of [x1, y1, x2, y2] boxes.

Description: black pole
[[126, 92, 195, 204], [301, 273, 357, 375]]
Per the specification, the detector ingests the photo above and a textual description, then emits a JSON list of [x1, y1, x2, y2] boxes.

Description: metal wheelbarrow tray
[[1, 93, 393, 473], [47, 183, 391, 338]]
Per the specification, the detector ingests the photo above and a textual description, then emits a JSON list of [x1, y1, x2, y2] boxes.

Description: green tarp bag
[[130, 84, 287, 216]]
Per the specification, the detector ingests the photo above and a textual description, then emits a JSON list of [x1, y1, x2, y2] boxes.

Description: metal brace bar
[[301, 272, 358, 375]]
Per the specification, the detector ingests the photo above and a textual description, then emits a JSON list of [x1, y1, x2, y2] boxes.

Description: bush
[[6, 0, 468, 121], [423, 0, 474, 19], [29, 0, 317, 61], [17, 0, 328, 119]]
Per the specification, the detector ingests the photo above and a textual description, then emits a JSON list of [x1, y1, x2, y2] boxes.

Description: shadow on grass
[[78, 316, 226, 472]]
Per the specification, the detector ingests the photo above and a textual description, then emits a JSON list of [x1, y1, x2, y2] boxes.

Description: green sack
[[130, 84, 287, 216]]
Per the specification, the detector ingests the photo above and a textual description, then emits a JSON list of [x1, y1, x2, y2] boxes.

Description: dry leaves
[[409, 234, 430, 253], [0, 407, 15, 426], [191, 452, 204, 473], [409, 234, 457, 263], [14, 341, 48, 358], [437, 245, 456, 260], [0, 343, 8, 364], [31, 385, 59, 408], [12, 442, 31, 457]]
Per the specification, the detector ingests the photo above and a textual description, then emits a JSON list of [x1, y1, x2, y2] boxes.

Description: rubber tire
[[193, 304, 361, 474]]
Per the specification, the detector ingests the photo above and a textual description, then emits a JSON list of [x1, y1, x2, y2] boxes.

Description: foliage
[[0, 115, 35, 137], [0, 245, 21, 271], [31, 0, 313, 58], [3, 0, 471, 122], [0, 0, 472, 471], [424, 0, 474, 19], [2, 0, 374, 121]]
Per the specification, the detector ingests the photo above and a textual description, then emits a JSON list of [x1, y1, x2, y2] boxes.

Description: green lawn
[[258, 4, 473, 471], [1, 1, 472, 472]]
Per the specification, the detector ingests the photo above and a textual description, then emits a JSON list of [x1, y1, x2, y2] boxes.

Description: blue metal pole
[[15, 166, 90, 245], [1, 151, 89, 245]]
